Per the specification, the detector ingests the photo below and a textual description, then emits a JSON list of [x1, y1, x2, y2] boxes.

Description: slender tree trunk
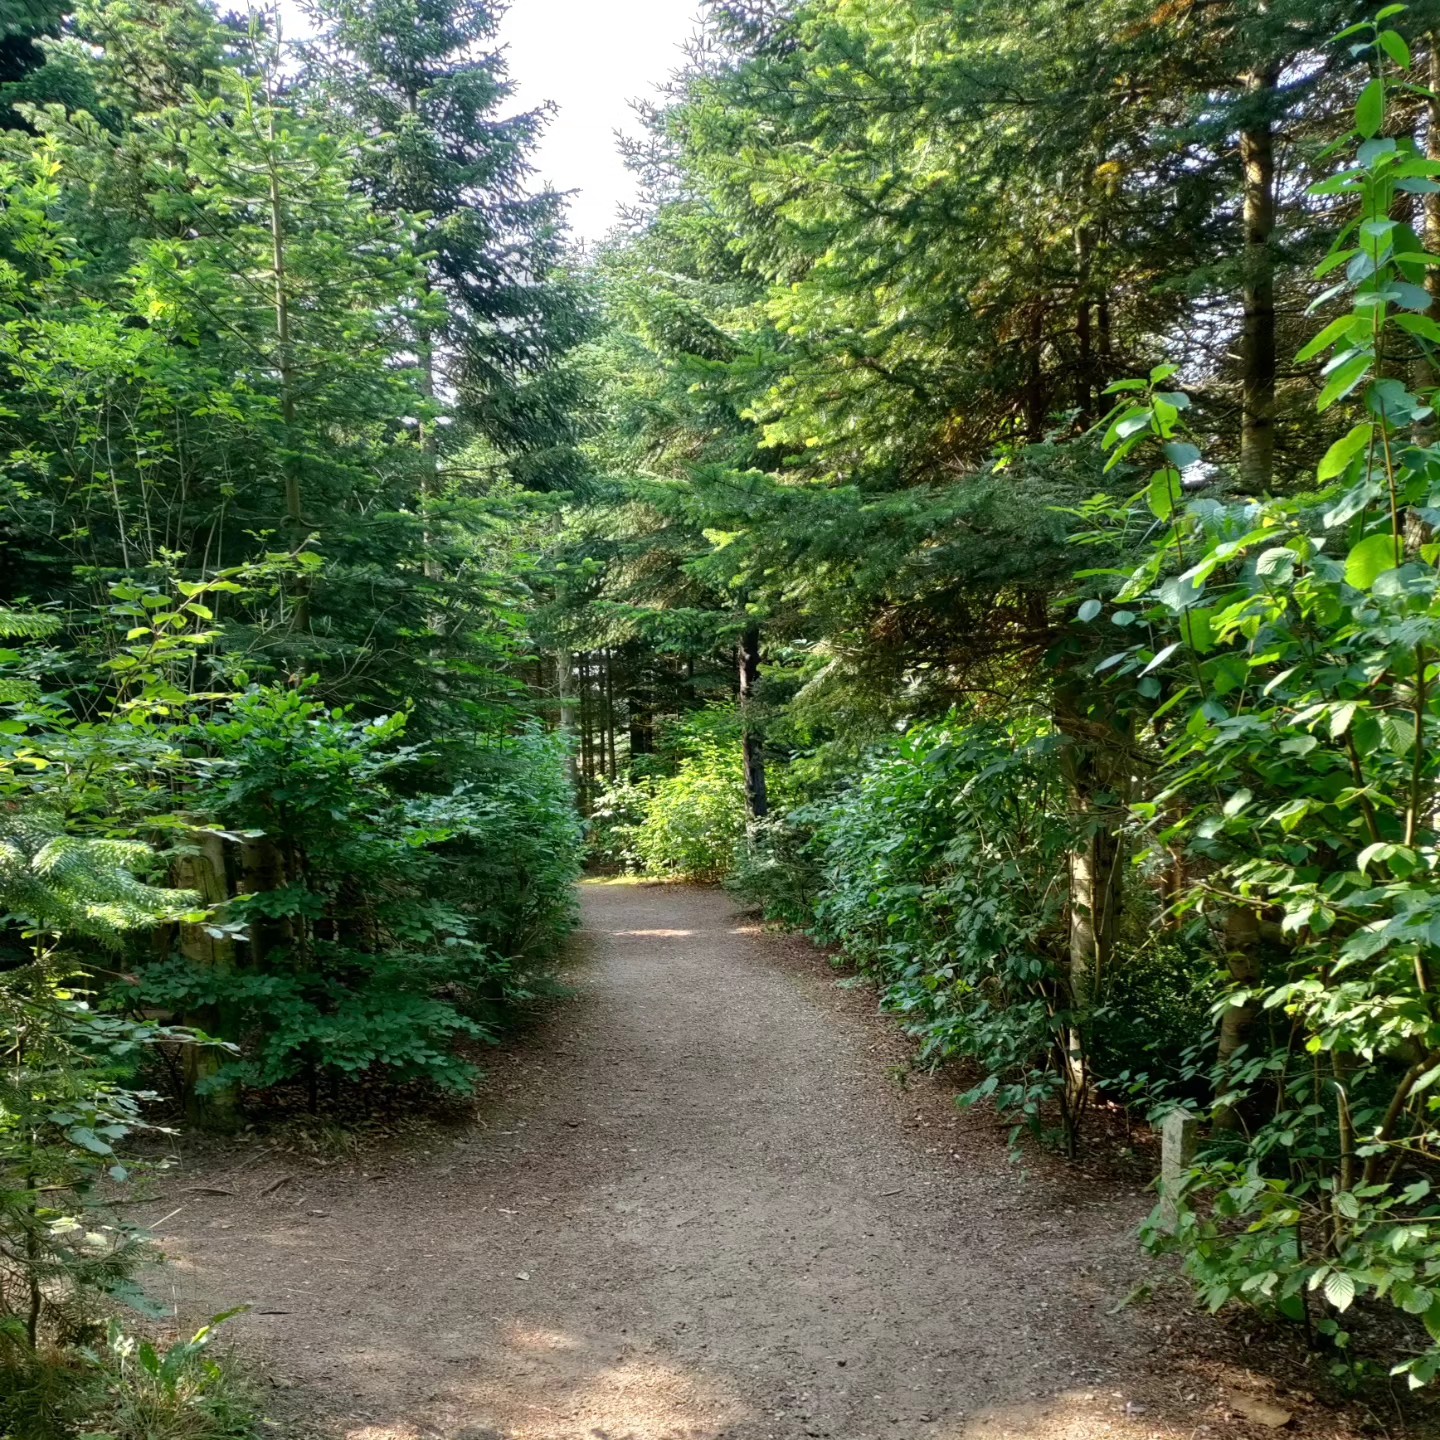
[[604, 649, 618, 778], [579, 652, 592, 805], [1024, 306, 1046, 443], [1075, 291, 1093, 423], [238, 831, 288, 966], [1214, 906, 1266, 1132], [404, 85, 443, 581], [1239, 66, 1279, 491], [417, 324, 443, 582], [738, 624, 768, 822], [1074, 171, 1095, 423], [628, 672, 653, 760], [174, 829, 239, 1129], [1054, 675, 1129, 1020], [265, 107, 310, 633], [557, 649, 577, 788], [1414, 37, 1440, 411], [1430, 40, 1440, 325]]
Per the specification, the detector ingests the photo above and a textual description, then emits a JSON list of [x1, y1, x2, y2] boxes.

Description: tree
[[302, 0, 590, 495]]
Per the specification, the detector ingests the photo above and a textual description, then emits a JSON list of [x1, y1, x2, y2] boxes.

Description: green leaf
[[1140, 642, 1179, 676], [1077, 599, 1102, 623], [1392, 312, 1440, 343], [1324, 1271, 1357, 1313], [1297, 315, 1361, 362], [1147, 468, 1180, 520], [1345, 532, 1401, 590], [1393, 280, 1434, 311], [1181, 607, 1214, 654], [1317, 423, 1373, 481], [1356, 78, 1385, 139], [1317, 354, 1372, 412], [1378, 30, 1413, 68], [66, 1127, 112, 1156]]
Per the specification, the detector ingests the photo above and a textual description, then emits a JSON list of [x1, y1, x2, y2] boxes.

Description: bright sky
[[275, 0, 702, 245], [498, 0, 701, 244]]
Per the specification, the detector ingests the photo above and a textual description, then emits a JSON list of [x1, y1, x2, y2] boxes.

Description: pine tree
[[301, 0, 589, 492]]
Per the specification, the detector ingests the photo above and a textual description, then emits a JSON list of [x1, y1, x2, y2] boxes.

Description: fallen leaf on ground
[[1227, 1391, 1292, 1427]]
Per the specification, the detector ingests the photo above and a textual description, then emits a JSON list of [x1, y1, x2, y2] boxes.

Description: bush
[[124, 687, 582, 1101], [634, 739, 747, 881], [802, 716, 1087, 1140], [585, 771, 650, 872], [404, 726, 583, 994], [1089, 935, 1219, 1110], [0, 1315, 257, 1440], [725, 813, 823, 928]]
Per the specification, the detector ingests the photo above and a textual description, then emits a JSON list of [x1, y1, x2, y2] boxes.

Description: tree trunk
[[265, 104, 310, 632], [738, 624, 768, 822], [1024, 306, 1046, 443], [604, 649, 618, 778], [557, 649, 577, 788], [579, 652, 593, 806], [1239, 66, 1278, 491], [1213, 906, 1266, 1132], [628, 678, 653, 760], [1414, 37, 1440, 411], [173, 829, 239, 1129], [1054, 677, 1129, 1016], [1074, 187, 1095, 423], [1430, 39, 1440, 326], [417, 325, 442, 582]]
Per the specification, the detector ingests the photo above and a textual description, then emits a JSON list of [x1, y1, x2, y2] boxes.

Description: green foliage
[[1, 1312, 256, 1440], [541, 0, 1440, 1395], [585, 770, 650, 873], [1083, 20, 1440, 1387], [793, 719, 1082, 1138], [0, 4, 584, 1422], [0, 812, 190, 942], [634, 737, 747, 882], [724, 813, 822, 930], [123, 684, 579, 1095]]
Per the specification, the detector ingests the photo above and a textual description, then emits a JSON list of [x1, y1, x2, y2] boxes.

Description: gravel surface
[[144, 882, 1366, 1440]]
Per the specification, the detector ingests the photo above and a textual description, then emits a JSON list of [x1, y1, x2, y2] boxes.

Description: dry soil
[[143, 881, 1370, 1440]]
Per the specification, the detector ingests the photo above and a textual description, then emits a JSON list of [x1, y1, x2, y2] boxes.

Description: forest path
[[151, 882, 1308, 1440]]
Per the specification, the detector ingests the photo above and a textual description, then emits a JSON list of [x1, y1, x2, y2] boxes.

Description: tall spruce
[[302, 0, 588, 497]]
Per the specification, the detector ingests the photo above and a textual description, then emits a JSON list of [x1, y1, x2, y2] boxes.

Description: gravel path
[[148, 882, 1343, 1440]]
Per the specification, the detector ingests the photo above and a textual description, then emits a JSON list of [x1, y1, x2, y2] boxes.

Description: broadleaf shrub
[[123, 686, 581, 1098], [634, 738, 747, 881]]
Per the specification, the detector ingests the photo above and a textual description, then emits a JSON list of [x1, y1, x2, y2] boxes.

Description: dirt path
[[148, 883, 1349, 1440]]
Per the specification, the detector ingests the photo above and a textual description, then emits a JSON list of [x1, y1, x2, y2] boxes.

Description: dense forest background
[[7, 0, 1440, 1432]]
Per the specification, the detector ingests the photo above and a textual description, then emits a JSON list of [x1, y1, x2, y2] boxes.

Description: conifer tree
[[302, 0, 589, 493]]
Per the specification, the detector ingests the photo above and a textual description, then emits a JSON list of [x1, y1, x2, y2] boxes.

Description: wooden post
[[1159, 1108, 1198, 1233]]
